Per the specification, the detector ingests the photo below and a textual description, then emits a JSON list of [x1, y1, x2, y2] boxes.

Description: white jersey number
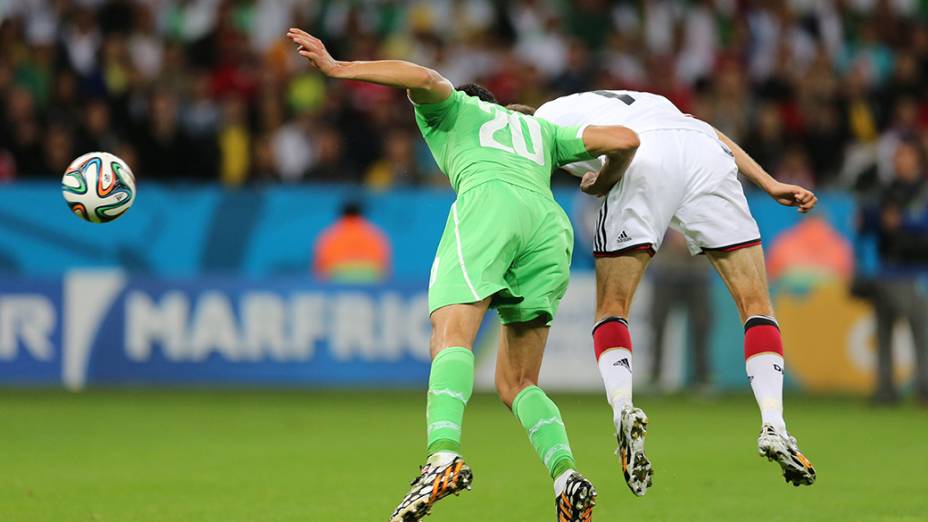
[[478, 110, 545, 166]]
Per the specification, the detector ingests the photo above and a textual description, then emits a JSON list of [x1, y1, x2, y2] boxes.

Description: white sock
[[553, 468, 575, 495], [746, 353, 786, 432], [597, 348, 633, 431], [427, 451, 459, 466]]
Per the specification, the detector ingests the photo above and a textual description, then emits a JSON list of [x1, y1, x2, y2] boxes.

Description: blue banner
[[0, 272, 436, 388], [3, 183, 888, 393]]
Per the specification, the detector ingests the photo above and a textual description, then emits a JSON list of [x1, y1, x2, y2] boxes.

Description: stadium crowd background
[[1, 0, 928, 400], [0, 0, 926, 191]]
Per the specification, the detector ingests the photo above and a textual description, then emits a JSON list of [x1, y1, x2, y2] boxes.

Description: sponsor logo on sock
[[613, 358, 631, 371], [773, 364, 783, 373], [616, 230, 631, 243], [748, 375, 754, 382]]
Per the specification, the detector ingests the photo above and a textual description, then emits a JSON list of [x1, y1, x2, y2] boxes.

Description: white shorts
[[592, 128, 761, 257]]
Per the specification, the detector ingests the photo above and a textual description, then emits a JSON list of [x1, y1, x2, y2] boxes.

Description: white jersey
[[535, 90, 716, 176], [535, 90, 760, 256]]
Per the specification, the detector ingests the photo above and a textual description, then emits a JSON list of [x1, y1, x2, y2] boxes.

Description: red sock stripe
[[744, 324, 783, 359], [593, 317, 632, 360]]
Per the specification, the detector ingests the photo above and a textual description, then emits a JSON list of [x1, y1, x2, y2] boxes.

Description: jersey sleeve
[[412, 89, 463, 131], [560, 156, 606, 178], [549, 121, 595, 167]]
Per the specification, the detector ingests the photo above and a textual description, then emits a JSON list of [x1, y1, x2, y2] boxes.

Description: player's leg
[[390, 301, 488, 522], [494, 199, 596, 520], [593, 251, 654, 496], [420, 185, 521, 460], [675, 129, 814, 485], [426, 300, 491, 456], [704, 245, 782, 424], [495, 320, 595, 521], [674, 136, 785, 427], [392, 185, 519, 521], [705, 245, 815, 486], [589, 135, 685, 497], [593, 251, 649, 422]]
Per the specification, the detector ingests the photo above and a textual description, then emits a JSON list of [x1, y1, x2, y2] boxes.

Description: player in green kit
[[287, 28, 640, 522]]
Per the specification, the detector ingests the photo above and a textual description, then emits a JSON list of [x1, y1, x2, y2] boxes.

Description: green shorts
[[428, 181, 574, 324]]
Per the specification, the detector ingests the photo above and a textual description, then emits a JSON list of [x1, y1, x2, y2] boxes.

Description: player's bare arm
[[287, 28, 452, 104], [579, 125, 640, 196], [715, 128, 817, 213]]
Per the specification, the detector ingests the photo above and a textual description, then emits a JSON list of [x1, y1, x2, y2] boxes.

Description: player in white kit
[[523, 90, 818, 495]]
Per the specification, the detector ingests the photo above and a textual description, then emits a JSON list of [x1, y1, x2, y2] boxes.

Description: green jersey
[[413, 90, 593, 195]]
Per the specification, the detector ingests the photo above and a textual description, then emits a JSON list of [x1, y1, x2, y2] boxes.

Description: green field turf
[[1, 390, 926, 522]]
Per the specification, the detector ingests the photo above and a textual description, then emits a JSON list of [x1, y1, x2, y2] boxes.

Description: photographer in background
[[860, 138, 928, 404]]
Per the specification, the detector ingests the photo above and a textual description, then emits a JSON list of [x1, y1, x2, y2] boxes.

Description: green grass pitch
[[1, 390, 926, 521]]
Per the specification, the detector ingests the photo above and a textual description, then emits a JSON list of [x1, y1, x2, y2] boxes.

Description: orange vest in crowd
[[313, 216, 391, 282]]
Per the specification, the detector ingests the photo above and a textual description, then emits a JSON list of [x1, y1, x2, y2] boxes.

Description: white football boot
[[616, 406, 653, 496], [757, 424, 816, 486]]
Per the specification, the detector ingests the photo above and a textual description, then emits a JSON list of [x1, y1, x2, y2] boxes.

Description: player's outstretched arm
[[715, 128, 817, 213], [578, 125, 640, 196], [286, 28, 452, 104]]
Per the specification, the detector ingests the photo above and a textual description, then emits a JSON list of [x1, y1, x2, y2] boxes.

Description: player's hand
[[580, 170, 610, 197], [286, 28, 343, 77], [767, 181, 817, 213]]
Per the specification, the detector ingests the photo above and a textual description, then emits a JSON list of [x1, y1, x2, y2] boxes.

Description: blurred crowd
[[0, 0, 927, 191], [1, 0, 927, 399]]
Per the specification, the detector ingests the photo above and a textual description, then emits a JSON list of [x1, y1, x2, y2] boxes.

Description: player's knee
[[429, 318, 467, 358], [428, 329, 445, 358]]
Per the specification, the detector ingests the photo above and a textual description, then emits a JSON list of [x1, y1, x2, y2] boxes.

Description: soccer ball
[[61, 152, 136, 223]]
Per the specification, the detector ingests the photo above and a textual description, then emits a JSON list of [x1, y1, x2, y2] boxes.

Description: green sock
[[426, 347, 474, 456], [512, 385, 577, 479]]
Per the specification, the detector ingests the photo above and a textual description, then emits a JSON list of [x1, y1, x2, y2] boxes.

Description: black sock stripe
[[744, 316, 779, 332], [593, 316, 629, 335]]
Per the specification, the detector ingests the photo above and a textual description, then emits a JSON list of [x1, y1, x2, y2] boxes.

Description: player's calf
[[592, 318, 653, 496], [743, 316, 816, 486], [744, 316, 786, 432]]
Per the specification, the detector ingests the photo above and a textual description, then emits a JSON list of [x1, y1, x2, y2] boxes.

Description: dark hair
[[506, 104, 537, 115], [457, 83, 497, 104]]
